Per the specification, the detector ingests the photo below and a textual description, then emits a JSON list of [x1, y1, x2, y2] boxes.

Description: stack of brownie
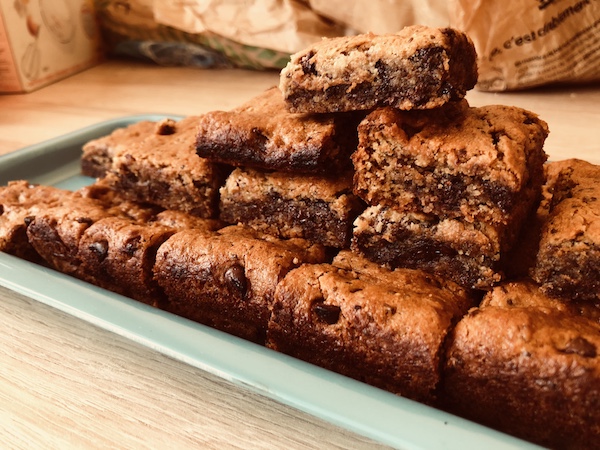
[[2, 24, 599, 449]]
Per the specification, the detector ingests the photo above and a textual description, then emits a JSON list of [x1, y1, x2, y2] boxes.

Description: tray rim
[[0, 116, 543, 450]]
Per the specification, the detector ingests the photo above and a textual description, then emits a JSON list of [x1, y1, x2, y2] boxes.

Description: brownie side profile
[[195, 87, 361, 174], [352, 103, 549, 225], [153, 225, 328, 344], [219, 167, 365, 248], [0, 181, 74, 262], [267, 250, 475, 404], [532, 159, 600, 302], [25, 196, 124, 276], [77, 217, 176, 307], [279, 25, 478, 114], [104, 117, 228, 218], [443, 280, 600, 449], [81, 120, 157, 178], [351, 205, 505, 289]]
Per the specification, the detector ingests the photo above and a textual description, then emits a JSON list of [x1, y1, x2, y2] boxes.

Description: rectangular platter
[[0, 116, 543, 449]]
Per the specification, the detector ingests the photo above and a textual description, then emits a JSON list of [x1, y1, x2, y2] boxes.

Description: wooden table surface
[[0, 59, 598, 449]]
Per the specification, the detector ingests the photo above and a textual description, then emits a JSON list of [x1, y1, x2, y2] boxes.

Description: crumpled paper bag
[[153, 0, 345, 54], [307, 0, 448, 34], [450, 0, 600, 91]]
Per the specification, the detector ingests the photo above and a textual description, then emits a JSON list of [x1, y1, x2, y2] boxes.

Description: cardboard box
[[0, 0, 103, 93]]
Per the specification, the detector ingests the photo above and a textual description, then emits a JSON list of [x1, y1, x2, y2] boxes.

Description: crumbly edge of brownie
[[352, 104, 549, 224], [279, 26, 478, 113], [351, 205, 505, 289], [219, 168, 365, 248]]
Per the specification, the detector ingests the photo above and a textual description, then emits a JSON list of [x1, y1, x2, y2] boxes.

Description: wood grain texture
[[0, 286, 388, 449]]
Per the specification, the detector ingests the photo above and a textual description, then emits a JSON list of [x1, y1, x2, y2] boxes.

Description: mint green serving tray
[[0, 117, 543, 450]]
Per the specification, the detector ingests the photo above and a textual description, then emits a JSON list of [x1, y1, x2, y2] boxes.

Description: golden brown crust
[[444, 280, 600, 449], [267, 250, 475, 404]]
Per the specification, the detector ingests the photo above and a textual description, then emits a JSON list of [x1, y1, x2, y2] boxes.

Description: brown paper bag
[[153, 0, 345, 54], [308, 0, 448, 34], [450, 0, 600, 91]]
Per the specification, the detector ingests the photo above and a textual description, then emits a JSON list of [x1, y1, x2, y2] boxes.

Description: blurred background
[[1, 0, 599, 93]]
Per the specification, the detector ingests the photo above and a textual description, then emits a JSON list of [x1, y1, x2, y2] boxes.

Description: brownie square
[[153, 225, 328, 344], [0, 181, 74, 262], [351, 205, 506, 289], [219, 167, 365, 248], [98, 117, 228, 218], [532, 159, 600, 301], [443, 280, 600, 449], [25, 196, 126, 275], [267, 250, 474, 404], [78, 217, 175, 306], [352, 102, 549, 225], [195, 87, 361, 174], [279, 25, 478, 114]]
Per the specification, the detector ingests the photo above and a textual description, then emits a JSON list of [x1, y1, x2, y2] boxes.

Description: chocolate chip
[[561, 337, 597, 358], [0, 204, 3, 216], [155, 119, 177, 135], [89, 239, 108, 260], [75, 217, 94, 225], [123, 236, 141, 256], [300, 51, 317, 75], [23, 215, 35, 226], [225, 264, 247, 296], [384, 304, 397, 316], [312, 301, 341, 325]]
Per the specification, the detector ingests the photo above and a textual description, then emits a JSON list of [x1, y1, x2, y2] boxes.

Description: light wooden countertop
[[0, 60, 598, 449]]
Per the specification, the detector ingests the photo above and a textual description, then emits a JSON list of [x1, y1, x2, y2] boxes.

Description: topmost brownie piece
[[279, 25, 478, 114]]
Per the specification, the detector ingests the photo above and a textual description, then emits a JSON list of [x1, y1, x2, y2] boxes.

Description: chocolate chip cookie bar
[[532, 159, 600, 301], [444, 279, 600, 449], [219, 167, 365, 248], [195, 87, 361, 174], [0, 181, 76, 262], [153, 225, 328, 344], [351, 205, 507, 289], [90, 117, 228, 218], [352, 102, 549, 225], [279, 25, 478, 113], [82, 120, 158, 179], [267, 250, 474, 404]]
